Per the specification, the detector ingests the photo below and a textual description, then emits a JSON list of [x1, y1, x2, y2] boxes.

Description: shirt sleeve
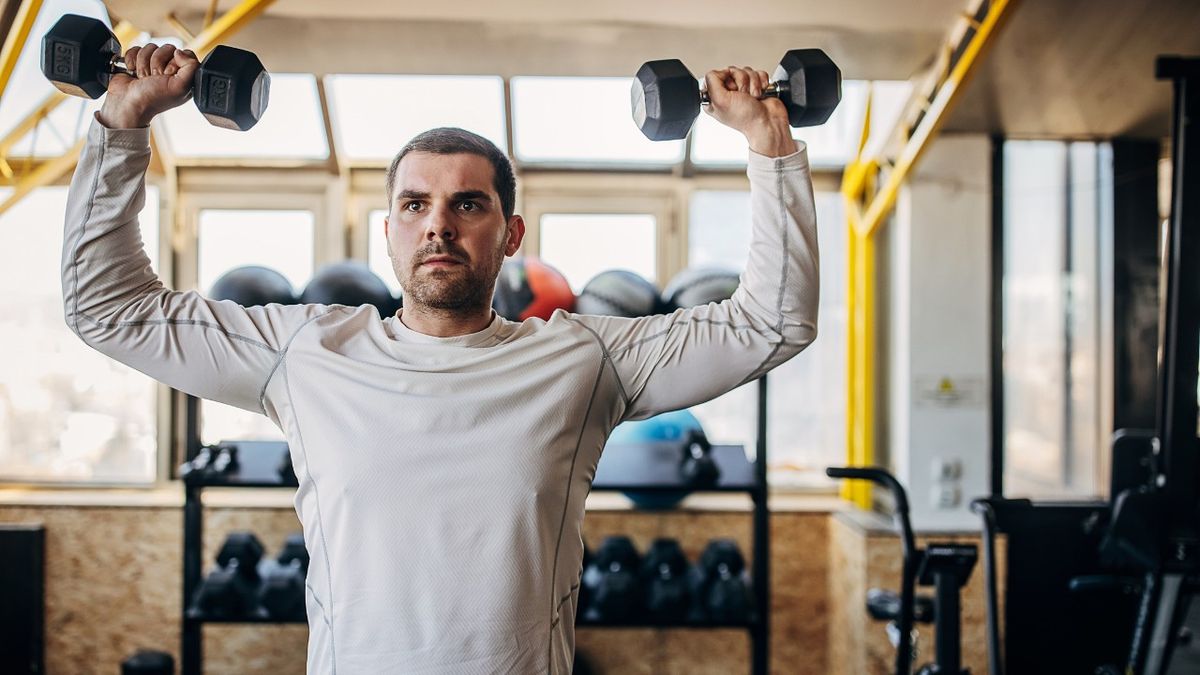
[[567, 143, 819, 421], [61, 118, 329, 415]]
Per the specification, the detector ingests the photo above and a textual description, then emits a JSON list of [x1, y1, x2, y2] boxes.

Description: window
[[0, 186, 161, 484], [159, 74, 328, 160], [1002, 140, 1112, 499], [539, 213, 657, 292], [327, 75, 507, 161], [366, 209, 403, 295], [511, 77, 685, 165], [685, 190, 847, 483], [196, 209, 315, 445]]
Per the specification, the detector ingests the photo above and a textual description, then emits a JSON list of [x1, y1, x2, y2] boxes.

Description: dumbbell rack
[[178, 375, 771, 675]]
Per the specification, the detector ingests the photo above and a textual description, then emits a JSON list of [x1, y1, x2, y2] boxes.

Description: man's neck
[[398, 303, 495, 338]]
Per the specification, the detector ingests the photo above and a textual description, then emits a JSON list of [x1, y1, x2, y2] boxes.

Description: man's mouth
[[421, 256, 464, 267]]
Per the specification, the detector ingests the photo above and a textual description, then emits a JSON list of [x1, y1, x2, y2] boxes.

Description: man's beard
[[398, 241, 505, 312]]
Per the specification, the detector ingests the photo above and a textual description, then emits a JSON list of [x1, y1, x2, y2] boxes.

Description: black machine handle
[[826, 466, 918, 675]]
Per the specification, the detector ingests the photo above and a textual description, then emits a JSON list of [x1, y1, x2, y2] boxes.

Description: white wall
[[887, 134, 992, 531]]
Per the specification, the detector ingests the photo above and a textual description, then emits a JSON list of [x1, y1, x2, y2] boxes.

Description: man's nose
[[424, 205, 458, 241]]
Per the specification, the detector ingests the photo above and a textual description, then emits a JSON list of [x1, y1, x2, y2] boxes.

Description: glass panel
[[197, 209, 314, 296], [327, 75, 507, 161], [159, 74, 328, 159], [197, 209, 315, 445], [512, 77, 685, 164], [0, 186, 161, 484], [539, 213, 656, 293], [688, 190, 752, 271], [1003, 140, 1106, 499], [685, 192, 846, 479], [366, 209, 403, 295], [0, 0, 110, 143]]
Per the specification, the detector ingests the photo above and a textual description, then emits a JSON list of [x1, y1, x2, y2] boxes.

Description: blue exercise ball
[[609, 409, 705, 509]]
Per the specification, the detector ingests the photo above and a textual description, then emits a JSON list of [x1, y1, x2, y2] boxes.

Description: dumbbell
[[41, 14, 270, 130], [679, 428, 720, 488], [581, 536, 641, 621], [258, 533, 308, 620], [190, 532, 264, 618], [639, 538, 690, 622], [632, 49, 841, 141], [688, 539, 752, 622]]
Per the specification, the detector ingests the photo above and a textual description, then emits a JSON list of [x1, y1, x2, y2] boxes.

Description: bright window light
[[366, 209, 403, 295], [327, 75, 507, 162], [197, 209, 315, 297], [863, 80, 915, 158], [0, 0, 110, 143], [688, 190, 752, 272], [0, 186, 161, 484], [512, 77, 684, 165], [159, 74, 328, 159], [539, 213, 657, 292]]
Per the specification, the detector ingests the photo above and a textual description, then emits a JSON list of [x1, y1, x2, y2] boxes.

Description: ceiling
[[76, 1, 1200, 140]]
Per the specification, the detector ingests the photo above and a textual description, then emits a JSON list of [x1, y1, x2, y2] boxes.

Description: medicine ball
[[608, 409, 706, 509], [208, 265, 296, 307], [662, 266, 740, 310], [575, 269, 663, 317], [300, 261, 398, 318], [492, 256, 575, 321]]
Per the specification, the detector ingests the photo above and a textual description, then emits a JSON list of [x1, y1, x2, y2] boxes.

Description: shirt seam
[[259, 308, 340, 414], [70, 138, 107, 337], [564, 316, 630, 408], [546, 355, 607, 670], [283, 363, 337, 674]]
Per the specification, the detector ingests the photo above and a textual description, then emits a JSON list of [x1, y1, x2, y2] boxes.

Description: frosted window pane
[[688, 191, 752, 272], [0, 186, 161, 484], [539, 214, 656, 292], [197, 209, 314, 295], [160, 74, 328, 159], [328, 75, 507, 161], [366, 209, 403, 295], [512, 77, 684, 164]]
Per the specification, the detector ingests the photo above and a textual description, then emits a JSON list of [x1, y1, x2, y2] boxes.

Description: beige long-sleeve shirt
[[62, 118, 818, 674]]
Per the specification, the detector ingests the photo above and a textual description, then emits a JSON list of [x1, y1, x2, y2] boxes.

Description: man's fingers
[[123, 47, 141, 73], [149, 44, 176, 76], [136, 43, 157, 78]]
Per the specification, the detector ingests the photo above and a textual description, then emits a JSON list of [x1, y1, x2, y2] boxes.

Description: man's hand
[[702, 66, 797, 158], [97, 44, 200, 129]]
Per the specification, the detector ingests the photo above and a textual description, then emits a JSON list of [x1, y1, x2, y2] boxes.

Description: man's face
[[384, 152, 523, 313]]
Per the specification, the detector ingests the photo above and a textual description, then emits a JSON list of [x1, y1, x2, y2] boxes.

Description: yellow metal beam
[[0, 0, 45, 102], [0, 0, 276, 217], [859, 0, 1017, 237], [840, 0, 1018, 509]]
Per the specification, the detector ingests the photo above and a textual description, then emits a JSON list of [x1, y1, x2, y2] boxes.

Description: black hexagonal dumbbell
[[688, 538, 753, 623], [258, 532, 308, 620], [639, 538, 691, 622], [41, 13, 270, 130], [581, 535, 641, 622], [631, 49, 841, 141], [190, 532, 265, 619]]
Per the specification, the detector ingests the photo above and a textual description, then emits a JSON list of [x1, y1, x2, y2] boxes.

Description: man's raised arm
[[569, 66, 819, 420], [62, 43, 325, 415]]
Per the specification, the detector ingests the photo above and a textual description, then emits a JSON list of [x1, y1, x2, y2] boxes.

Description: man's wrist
[[97, 103, 152, 129], [744, 122, 797, 157]]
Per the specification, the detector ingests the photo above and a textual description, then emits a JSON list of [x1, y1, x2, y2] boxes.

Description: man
[[63, 43, 818, 674]]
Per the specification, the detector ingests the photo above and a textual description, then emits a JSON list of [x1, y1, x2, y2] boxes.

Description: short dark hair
[[385, 128, 516, 220]]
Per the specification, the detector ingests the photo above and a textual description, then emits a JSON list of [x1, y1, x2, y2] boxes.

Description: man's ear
[[505, 215, 526, 256], [383, 215, 393, 259]]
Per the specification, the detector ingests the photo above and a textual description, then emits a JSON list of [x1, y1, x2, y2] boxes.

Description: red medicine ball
[[492, 256, 576, 321]]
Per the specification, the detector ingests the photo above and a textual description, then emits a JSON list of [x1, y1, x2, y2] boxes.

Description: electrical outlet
[[931, 458, 962, 481], [932, 485, 960, 509]]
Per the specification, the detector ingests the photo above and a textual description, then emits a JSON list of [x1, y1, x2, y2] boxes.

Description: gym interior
[[1, 0, 1199, 673]]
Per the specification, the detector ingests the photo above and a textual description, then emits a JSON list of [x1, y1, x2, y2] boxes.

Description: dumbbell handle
[[699, 81, 789, 105]]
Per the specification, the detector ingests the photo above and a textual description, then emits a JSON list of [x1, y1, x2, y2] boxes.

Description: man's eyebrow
[[452, 191, 492, 202], [396, 189, 430, 201]]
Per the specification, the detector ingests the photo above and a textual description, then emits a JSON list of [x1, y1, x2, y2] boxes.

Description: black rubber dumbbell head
[[773, 49, 842, 128], [631, 59, 702, 142], [41, 13, 121, 99], [278, 532, 309, 572], [217, 531, 264, 579], [194, 45, 270, 131], [258, 559, 306, 620]]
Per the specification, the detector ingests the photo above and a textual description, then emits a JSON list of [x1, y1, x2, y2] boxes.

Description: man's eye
[[459, 201, 479, 212], [404, 202, 423, 213]]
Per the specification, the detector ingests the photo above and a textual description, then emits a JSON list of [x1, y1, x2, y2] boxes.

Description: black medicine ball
[[300, 261, 398, 318], [208, 265, 297, 307], [575, 269, 664, 317], [661, 266, 741, 310]]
